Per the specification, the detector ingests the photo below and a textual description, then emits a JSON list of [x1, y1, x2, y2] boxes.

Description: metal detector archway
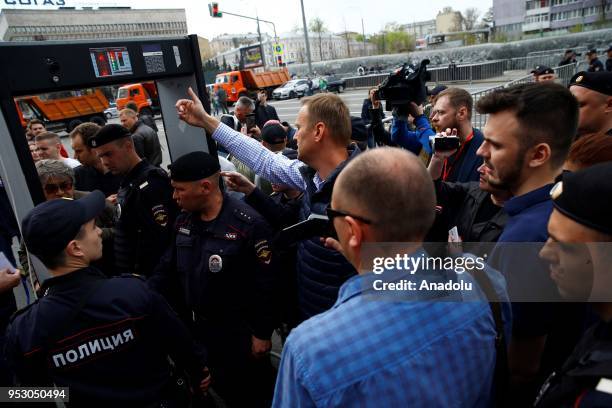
[[0, 35, 215, 284]]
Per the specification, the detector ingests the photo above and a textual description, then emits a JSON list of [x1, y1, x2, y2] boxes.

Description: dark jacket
[[295, 145, 360, 320], [588, 58, 604, 72], [74, 165, 121, 196], [131, 120, 162, 167], [535, 320, 612, 408], [433, 180, 507, 256], [254, 101, 280, 129], [114, 161, 178, 277], [369, 107, 395, 146], [5, 267, 206, 406], [150, 194, 278, 341], [606, 58, 612, 72]]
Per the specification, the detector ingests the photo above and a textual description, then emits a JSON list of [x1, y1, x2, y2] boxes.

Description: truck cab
[[116, 82, 159, 117], [214, 71, 246, 104]]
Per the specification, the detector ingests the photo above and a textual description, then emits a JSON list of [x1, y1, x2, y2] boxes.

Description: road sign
[[273, 43, 283, 56]]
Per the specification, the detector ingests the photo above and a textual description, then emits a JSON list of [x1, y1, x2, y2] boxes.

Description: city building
[[402, 19, 437, 38], [494, 0, 612, 39], [436, 8, 463, 33], [0, 8, 187, 42], [197, 36, 213, 61], [210, 31, 374, 69], [210, 33, 268, 55]]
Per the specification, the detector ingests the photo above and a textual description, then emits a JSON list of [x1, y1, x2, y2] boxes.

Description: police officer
[[150, 151, 278, 408], [586, 49, 605, 72], [4, 191, 210, 407], [568, 71, 612, 138], [88, 124, 178, 276], [535, 162, 612, 407]]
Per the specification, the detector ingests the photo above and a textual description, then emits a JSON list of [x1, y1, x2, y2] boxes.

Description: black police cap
[[531, 65, 554, 75], [261, 123, 287, 145], [427, 85, 447, 96], [169, 151, 220, 182], [87, 124, 131, 148], [351, 116, 368, 142], [551, 162, 612, 235], [569, 71, 612, 96], [21, 191, 106, 261]]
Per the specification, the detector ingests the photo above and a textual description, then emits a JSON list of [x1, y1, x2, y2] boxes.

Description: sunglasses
[[44, 180, 73, 195], [325, 205, 372, 224]]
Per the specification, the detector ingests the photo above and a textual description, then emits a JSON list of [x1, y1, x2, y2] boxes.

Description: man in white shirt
[[35, 132, 81, 168]]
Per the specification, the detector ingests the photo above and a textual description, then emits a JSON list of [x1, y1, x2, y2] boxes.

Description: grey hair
[[235, 96, 255, 111], [35, 159, 75, 185]]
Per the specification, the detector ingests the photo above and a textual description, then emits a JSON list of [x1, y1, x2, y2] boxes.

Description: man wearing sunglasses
[[272, 147, 510, 407], [18, 160, 116, 278]]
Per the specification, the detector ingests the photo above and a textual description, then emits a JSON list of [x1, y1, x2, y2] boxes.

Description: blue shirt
[[212, 123, 323, 191], [273, 255, 510, 407], [490, 184, 557, 336]]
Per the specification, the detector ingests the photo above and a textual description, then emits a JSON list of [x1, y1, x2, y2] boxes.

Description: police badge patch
[[255, 239, 272, 265], [209, 255, 223, 273], [152, 205, 168, 227]]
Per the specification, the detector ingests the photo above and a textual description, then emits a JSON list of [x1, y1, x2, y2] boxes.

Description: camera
[[374, 60, 430, 111], [434, 136, 460, 151]]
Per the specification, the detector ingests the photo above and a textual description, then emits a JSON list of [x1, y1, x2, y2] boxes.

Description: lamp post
[[299, 0, 313, 75]]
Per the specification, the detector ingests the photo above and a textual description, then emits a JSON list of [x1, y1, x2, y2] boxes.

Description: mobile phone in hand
[[434, 136, 460, 151], [246, 113, 256, 131]]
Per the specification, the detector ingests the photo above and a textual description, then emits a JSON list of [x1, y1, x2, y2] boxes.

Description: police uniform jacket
[[74, 165, 121, 197], [114, 160, 178, 276], [150, 194, 278, 341], [5, 266, 207, 406], [535, 319, 612, 407]]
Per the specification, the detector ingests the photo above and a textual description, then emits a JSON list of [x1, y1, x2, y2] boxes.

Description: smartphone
[[279, 214, 333, 246], [434, 136, 460, 151], [245, 113, 256, 131], [0, 252, 17, 274]]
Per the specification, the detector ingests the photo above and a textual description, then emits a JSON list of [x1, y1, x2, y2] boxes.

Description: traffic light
[[277, 55, 283, 67], [208, 2, 222, 18]]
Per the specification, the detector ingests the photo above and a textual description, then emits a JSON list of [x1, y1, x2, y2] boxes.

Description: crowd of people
[[0, 63, 611, 408]]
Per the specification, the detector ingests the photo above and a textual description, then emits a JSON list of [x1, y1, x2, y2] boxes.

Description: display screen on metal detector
[[89, 47, 133, 78]]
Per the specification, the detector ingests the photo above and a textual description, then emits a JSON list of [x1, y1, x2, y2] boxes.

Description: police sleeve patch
[[152, 205, 169, 227], [255, 239, 272, 265]]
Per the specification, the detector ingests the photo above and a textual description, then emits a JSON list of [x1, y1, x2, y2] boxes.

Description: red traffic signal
[[208, 2, 222, 17]]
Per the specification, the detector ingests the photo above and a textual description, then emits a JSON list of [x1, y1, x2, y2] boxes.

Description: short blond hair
[[119, 108, 137, 118], [301, 93, 351, 146]]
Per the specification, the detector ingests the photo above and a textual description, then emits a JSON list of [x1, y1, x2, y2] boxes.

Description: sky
[[0, 0, 492, 39]]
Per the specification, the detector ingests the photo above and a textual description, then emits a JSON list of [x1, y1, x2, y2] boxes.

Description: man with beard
[[391, 88, 483, 182], [476, 82, 581, 405]]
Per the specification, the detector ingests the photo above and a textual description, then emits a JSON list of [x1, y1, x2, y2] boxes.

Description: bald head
[[333, 147, 435, 242]]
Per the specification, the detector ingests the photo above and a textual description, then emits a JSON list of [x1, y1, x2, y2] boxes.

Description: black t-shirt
[[74, 165, 121, 197]]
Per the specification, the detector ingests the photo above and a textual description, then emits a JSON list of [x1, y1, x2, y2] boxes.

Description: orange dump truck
[[213, 68, 290, 104], [16, 89, 109, 132], [115, 82, 159, 117]]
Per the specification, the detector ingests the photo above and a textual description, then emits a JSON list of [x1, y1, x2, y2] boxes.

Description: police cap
[[169, 151, 220, 182], [351, 117, 368, 142], [427, 85, 447, 96], [261, 123, 287, 145], [87, 124, 131, 148], [21, 190, 106, 261], [551, 162, 612, 235], [569, 71, 612, 96], [531, 65, 554, 75]]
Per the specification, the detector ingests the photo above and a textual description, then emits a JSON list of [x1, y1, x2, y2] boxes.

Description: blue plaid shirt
[[273, 258, 510, 407], [212, 123, 324, 191]]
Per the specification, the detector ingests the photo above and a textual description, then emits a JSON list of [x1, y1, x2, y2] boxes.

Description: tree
[[463, 8, 480, 31], [309, 17, 327, 61], [481, 7, 494, 28], [369, 23, 415, 55]]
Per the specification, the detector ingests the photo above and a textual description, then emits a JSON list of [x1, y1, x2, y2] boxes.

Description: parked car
[[104, 102, 118, 119], [272, 79, 311, 100], [320, 75, 345, 93], [312, 75, 345, 93]]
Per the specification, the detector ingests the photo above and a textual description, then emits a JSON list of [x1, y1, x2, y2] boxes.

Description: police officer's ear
[[605, 96, 612, 113]]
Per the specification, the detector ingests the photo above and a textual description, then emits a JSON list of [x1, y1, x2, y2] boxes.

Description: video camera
[[374, 60, 430, 111]]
